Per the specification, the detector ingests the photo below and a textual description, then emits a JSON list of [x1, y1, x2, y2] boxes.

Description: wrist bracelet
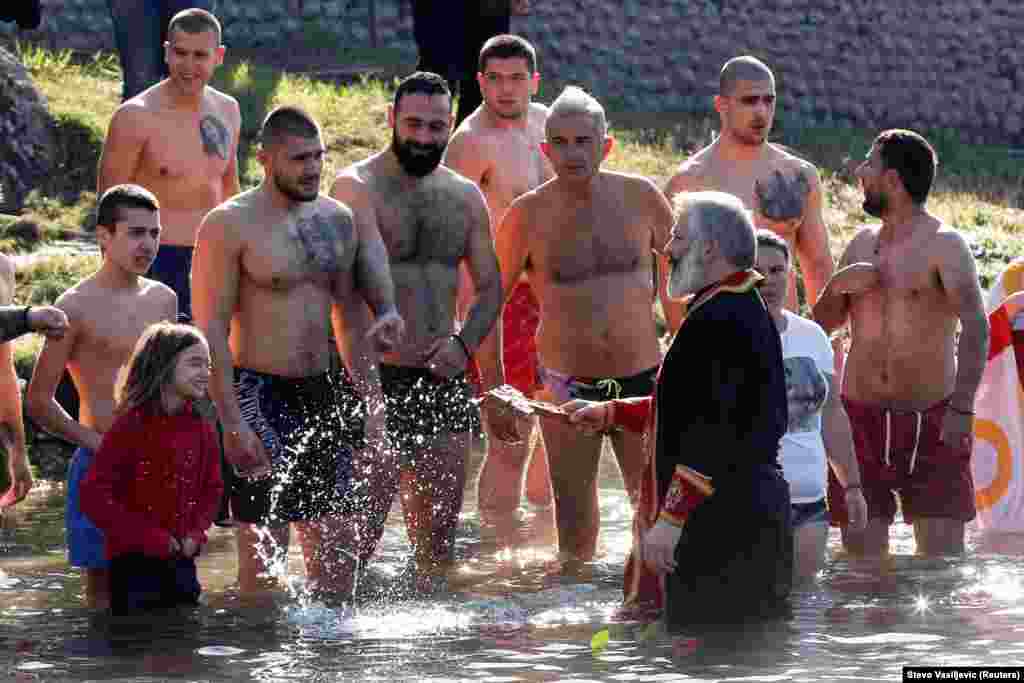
[[451, 333, 472, 360]]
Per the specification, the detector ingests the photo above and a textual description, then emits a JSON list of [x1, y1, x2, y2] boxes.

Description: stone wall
[[4, 0, 1022, 144]]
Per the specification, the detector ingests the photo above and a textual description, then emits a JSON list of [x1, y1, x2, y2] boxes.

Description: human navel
[[159, 167, 169, 176]]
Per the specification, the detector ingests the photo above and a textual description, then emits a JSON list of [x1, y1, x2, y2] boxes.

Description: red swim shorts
[[463, 281, 540, 396], [827, 396, 976, 526]]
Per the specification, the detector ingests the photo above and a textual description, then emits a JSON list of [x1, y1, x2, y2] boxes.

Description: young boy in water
[[81, 323, 222, 613], [26, 184, 177, 608]]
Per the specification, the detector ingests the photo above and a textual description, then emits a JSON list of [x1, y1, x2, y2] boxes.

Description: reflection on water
[[3, 447, 1023, 681]]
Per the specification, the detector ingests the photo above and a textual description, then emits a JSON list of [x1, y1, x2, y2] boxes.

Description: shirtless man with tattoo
[[442, 34, 554, 521], [330, 72, 502, 587], [813, 130, 989, 556], [98, 8, 240, 322], [664, 56, 833, 317], [27, 185, 177, 607], [192, 107, 403, 599], [478, 86, 678, 561]]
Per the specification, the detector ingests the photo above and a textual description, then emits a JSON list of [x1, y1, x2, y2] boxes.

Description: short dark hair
[[393, 71, 451, 114], [719, 55, 774, 95], [874, 129, 938, 205], [167, 8, 222, 44], [96, 184, 160, 230], [260, 106, 321, 148], [479, 34, 537, 74], [756, 229, 790, 264]]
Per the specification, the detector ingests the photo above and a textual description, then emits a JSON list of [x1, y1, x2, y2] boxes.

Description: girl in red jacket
[[81, 322, 223, 613]]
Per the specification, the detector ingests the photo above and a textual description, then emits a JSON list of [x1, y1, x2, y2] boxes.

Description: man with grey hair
[[564, 191, 792, 625], [664, 56, 834, 332], [477, 85, 679, 562]]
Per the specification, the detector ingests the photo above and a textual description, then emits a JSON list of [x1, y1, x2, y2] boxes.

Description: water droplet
[[196, 645, 246, 656]]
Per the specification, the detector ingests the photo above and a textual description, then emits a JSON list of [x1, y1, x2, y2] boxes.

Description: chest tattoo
[[291, 213, 346, 274], [199, 115, 230, 160], [755, 169, 810, 221]]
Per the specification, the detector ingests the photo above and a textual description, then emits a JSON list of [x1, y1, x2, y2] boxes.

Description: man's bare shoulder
[[528, 102, 550, 124], [841, 224, 880, 260], [933, 221, 975, 260], [109, 95, 156, 129], [331, 157, 381, 204], [313, 194, 356, 222], [676, 143, 716, 175], [766, 143, 820, 177], [604, 169, 660, 193], [138, 277, 177, 304], [436, 165, 487, 204], [203, 85, 240, 111]]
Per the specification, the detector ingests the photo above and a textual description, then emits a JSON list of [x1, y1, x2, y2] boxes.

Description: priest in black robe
[[563, 191, 792, 628]]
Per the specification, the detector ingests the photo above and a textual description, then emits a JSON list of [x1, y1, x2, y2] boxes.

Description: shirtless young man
[[664, 56, 833, 316], [330, 72, 502, 585], [192, 107, 403, 599], [26, 185, 177, 608], [442, 34, 554, 519], [813, 129, 989, 556], [478, 86, 677, 561], [98, 8, 240, 322]]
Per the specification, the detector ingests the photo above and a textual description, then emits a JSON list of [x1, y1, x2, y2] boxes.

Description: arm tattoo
[[292, 213, 346, 274], [199, 115, 230, 160], [755, 169, 810, 221]]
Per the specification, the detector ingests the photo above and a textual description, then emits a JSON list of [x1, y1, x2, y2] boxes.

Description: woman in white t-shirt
[[756, 230, 868, 582]]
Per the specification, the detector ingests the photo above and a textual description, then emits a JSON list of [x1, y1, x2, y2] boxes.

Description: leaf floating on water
[[197, 646, 247, 656], [590, 628, 610, 653]]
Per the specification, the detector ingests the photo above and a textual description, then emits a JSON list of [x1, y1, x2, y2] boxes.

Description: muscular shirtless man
[[98, 8, 240, 322], [330, 72, 502, 585], [479, 86, 677, 561], [442, 34, 554, 519], [192, 107, 403, 598], [813, 129, 989, 556], [664, 56, 832, 316], [27, 185, 177, 607]]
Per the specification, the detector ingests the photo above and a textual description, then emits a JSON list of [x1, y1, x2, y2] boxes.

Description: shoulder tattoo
[[754, 169, 810, 221], [199, 114, 230, 160], [291, 212, 351, 275]]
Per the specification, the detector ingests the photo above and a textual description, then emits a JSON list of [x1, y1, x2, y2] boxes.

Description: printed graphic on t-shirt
[[784, 356, 827, 433]]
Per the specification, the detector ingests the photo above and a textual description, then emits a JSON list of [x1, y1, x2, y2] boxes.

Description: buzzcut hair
[[874, 128, 938, 205], [719, 55, 775, 95], [547, 85, 607, 138], [96, 184, 160, 230], [479, 34, 537, 74], [673, 191, 756, 269], [167, 8, 222, 44], [756, 229, 791, 264], [393, 71, 451, 114], [260, 106, 321, 148]]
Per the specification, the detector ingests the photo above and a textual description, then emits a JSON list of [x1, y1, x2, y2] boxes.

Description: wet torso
[[226, 191, 359, 377]]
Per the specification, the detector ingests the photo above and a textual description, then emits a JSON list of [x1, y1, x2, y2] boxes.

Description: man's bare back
[[99, 83, 240, 247], [505, 170, 667, 377]]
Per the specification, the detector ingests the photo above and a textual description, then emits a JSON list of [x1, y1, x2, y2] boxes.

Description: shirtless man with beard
[[443, 34, 554, 522], [98, 8, 240, 323], [330, 72, 502, 587], [664, 56, 833, 318], [192, 107, 403, 598], [478, 86, 677, 562], [813, 129, 988, 556]]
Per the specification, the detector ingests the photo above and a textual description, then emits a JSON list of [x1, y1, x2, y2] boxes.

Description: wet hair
[[874, 129, 937, 205], [260, 106, 321, 148], [547, 86, 607, 138], [96, 184, 160, 231], [479, 34, 537, 74], [673, 191, 756, 269], [167, 8, 222, 44], [756, 229, 791, 264], [116, 322, 207, 415], [719, 55, 774, 95], [393, 71, 451, 114]]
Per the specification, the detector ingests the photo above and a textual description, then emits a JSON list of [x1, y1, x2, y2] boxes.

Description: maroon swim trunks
[[827, 396, 976, 526]]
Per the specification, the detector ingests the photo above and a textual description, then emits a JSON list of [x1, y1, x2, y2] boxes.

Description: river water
[[2, 448, 1023, 682]]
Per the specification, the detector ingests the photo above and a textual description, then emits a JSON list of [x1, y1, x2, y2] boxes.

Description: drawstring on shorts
[[882, 408, 924, 475]]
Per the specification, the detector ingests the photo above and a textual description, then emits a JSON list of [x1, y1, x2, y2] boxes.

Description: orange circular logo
[[974, 418, 1015, 510]]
